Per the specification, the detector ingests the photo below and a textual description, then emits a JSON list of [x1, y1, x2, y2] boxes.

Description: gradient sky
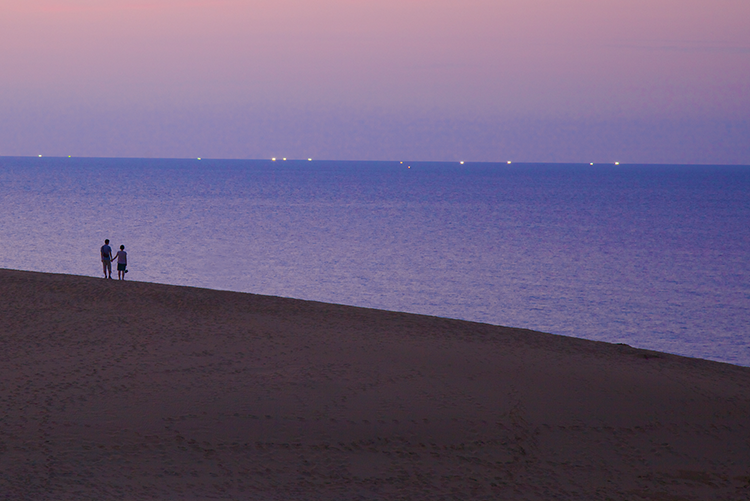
[[1, 0, 748, 163]]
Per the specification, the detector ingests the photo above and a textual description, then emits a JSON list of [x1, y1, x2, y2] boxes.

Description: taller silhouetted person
[[100, 239, 113, 279]]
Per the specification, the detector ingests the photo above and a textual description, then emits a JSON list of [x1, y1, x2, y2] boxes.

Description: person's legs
[[103, 260, 112, 278]]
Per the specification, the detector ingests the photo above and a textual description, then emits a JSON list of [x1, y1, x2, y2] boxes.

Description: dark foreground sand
[[0, 269, 748, 500]]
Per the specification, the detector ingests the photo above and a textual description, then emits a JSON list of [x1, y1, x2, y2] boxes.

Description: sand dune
[[0, 268, 748, 500]]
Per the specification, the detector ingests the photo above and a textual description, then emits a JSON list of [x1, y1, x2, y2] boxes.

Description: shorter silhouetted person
[[101, 239, 113, 279], [113, 245, 128, 280]]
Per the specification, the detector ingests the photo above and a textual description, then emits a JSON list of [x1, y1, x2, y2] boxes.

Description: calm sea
[[1, 157, 748, 366]]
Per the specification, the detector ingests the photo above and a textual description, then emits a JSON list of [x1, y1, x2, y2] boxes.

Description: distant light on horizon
[[615, 162, 620, 165], [38, 154, 42, 157], [272, 157, 276, 161], [460, 161, 465, 164], [507, 161, 511, 164], [308, 158, 312, 161]]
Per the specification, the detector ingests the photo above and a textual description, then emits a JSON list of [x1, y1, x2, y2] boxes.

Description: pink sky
[[1, 0, 748, 162]]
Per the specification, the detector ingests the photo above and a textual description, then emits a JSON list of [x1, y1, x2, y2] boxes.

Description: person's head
[[105, 239, 109, 244], [120, 245, 125, 250]]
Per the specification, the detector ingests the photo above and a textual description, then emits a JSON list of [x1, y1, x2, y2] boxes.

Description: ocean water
[[1, 157, 748, 366]]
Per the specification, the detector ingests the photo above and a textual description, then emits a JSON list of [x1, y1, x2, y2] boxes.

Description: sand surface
[[0, 269, 749, 500]]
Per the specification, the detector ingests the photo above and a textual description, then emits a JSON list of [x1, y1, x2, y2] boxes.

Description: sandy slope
[[0, 269, 748, 500]]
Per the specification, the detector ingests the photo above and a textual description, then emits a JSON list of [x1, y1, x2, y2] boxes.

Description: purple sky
[[2, 0, 748, 163]]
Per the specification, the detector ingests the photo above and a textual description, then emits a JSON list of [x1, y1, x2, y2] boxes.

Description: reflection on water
[[1, 157, 748, 365]]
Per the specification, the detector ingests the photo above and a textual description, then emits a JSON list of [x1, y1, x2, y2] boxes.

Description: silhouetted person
[[113, 245, 128, 280], [101, 239, 113, 279]]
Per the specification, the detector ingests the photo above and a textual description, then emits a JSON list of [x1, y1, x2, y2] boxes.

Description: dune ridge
[[0, 268, 748, 500]]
